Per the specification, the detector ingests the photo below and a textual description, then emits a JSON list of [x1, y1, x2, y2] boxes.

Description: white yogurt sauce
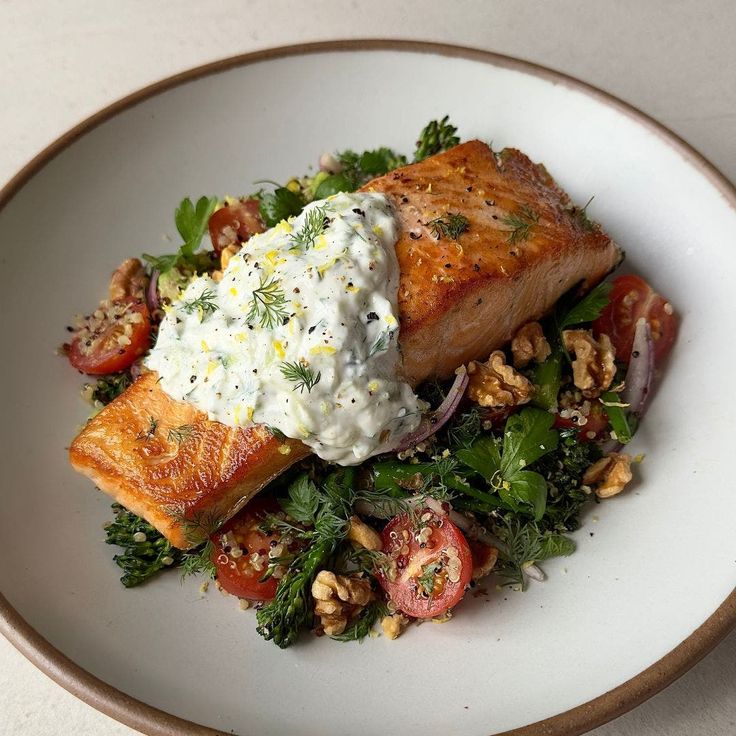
[[146, 192, 423, 465]]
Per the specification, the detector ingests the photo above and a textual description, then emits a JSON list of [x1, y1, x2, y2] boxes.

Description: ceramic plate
[[1, 41, 735, 736]]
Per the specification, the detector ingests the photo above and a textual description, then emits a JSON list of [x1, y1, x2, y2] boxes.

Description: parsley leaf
[[457, 408, 558, 520], [280, 473, 320, 525], [558, 281, 612, 329], [258, 187, 305, 227], [175, 196, 219, 259], [143, 195, 218, 274]]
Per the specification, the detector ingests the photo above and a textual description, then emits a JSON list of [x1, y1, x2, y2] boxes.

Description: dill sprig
[[280, 360, 321, 393], [427, 212, 469, 241], [179, 539, 217, 579], [291, 204, 329, 250], [501, 205, 539, 244], [167, 424, 195, 445], [247, 276, 289, 329], [368, 331, 391, 358], [135, 416, 158, 441], [181, 288, 219, 317]]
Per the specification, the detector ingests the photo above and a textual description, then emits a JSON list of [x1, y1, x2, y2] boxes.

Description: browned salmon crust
[[361, 140, 620, 384], [69, 372, 309, 548], [70, 141, 620, 547]]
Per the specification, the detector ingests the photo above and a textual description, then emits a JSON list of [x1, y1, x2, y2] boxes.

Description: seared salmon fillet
[[70, 372, 309, 548], [70, 141, 620, 547], [360, 140, 619, 384]]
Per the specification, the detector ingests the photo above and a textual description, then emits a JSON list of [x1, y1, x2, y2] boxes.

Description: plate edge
[[1, 38, 735, 736]]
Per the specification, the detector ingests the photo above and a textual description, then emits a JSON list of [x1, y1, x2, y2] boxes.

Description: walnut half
[[467, 350, 534, 408], [311, 571, 374, 636], [583, 453, 633, 498], [562, 329, 616, 398], [108, 258, 147, 301], [511, 322, 552, 368]]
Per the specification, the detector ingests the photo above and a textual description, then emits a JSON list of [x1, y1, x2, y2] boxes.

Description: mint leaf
[[558, 281, 612, 329]]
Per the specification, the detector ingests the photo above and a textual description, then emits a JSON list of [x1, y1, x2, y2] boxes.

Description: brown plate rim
[[1, 39, 735, 736]]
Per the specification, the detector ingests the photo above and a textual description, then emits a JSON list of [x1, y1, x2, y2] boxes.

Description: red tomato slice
[[210, 498, 289, 601], [67, 299, 151, 375], [376, 509, 472, 618], [593, 275, 677, 364], [208, 198, 264, 254], [554, 404, 609, 441]]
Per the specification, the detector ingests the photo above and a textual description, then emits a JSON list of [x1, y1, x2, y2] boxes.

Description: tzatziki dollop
[[145, 192, 423, 465]]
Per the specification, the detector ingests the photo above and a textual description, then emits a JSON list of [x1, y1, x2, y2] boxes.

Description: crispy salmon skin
[[70, 141, 620, 547], [69, 372, 308, 548], [361, 140, 620, 384]]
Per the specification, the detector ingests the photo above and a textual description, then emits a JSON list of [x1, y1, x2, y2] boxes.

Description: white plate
[[1, 42, 735, 736]]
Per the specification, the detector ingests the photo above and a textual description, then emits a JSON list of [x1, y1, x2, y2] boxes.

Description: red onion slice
[[621, 317, 655, 420], [390, 366, 469, 453], [599, 318, 654, 453], [146, 269, 160, 313]]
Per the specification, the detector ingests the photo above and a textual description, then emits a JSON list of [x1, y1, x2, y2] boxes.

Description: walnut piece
[[471, 545, 499, 581], [562, 329, 616, 398], [311, 571, 373, 636], [511, 322, 552, 368], [347, 516, 383, 551], [108, 258, 147, 301], [583, 453, 633, 498], [381, 613, 410, 640], [467, 350, 534, 408]]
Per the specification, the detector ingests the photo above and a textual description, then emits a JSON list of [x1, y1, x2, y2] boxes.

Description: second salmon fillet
[[70, 141, 620, 547]]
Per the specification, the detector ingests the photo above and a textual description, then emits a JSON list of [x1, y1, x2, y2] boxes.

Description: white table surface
[[1, 1, 735, 734]]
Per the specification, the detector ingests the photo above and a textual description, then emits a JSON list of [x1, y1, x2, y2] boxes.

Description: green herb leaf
[[505, 470, 548, 521], [167, 424, 195, 445], [258, 187, 305, 227], [456, 436, 501, 480], [180, 288, 219, 318], [291, 204, 328, 250], [558, 282, 612, 329], [414, 116, 460, 161], [501, 205, 539, 244], [89, 372, 132, 405], [281, 473, 320, 525], [500, 408, 559, 477], [176, 196, 219, 259], [427, 212, 469, 241], [313, 173, 353, 199], [280, 360, 321, 393], [330, 600, 388, 643], [247, 276, 289, 329]]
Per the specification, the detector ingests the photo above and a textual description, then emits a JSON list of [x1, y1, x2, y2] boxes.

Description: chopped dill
[[167, 424, 195, 445], [135, 416, 158, 441], [181, 288, 218, 317], [427, 212, 469, 241], [501, 205, 539, 244], [280, 360, 321, 393], [247, 276, 289, 329], [291, 204, 329, 250]]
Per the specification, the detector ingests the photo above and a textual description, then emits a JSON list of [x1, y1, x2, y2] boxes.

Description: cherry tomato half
[[593, 275, 677, 364], [210, 498, 291, 601], [554, 403, 609, 441], [376, 509, 473, 619], [208, 198, 264, 254], [67, 299, 151, 375]]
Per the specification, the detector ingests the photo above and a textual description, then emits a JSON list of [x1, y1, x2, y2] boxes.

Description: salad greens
[[94, 115, 648, 647]]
